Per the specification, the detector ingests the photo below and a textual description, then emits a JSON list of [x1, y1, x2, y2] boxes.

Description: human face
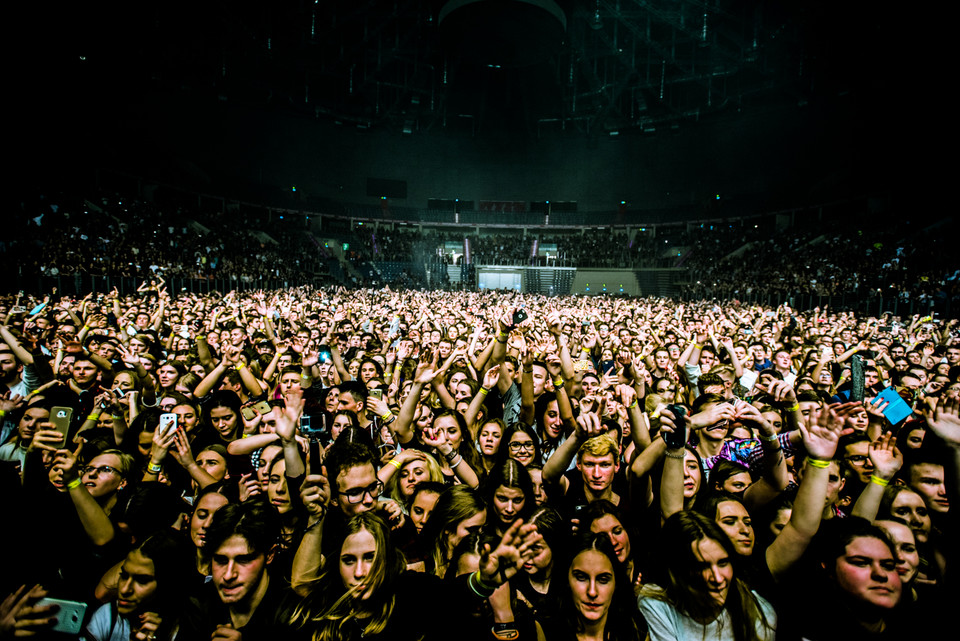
[[843, 441, 874, 484], [876, 520, 919, 585], [359, 362, 378, 383], [719, 472, 752, 495], [577, 453, 618, 494], [478, 423, 502, 457], [331, 413, 353, 441], [831, 536, 901, 610], [157, 364, 180, 389], [902, 428, 924, 450], [435, 415, 463, 450], [715, 501, 755, 557], [846, 409, 869, 435], [17, 407, 49, 442], [338, 392, 364, 415], [448, 510, 486, 552], [531, 365, 547, 397], [448, 372, 467, 395], [492, 485, 526, 527], [196, 450, 228, 482], [0, 352, 21, 383], [265, 459, 293, 513], [655, 351, 671, 370], [340, 528, 378, 601], [398, 459, 429, 498], [114, 372, 136, 392], [683, 450, 701, 500], [693, 537, 734, 608], [522, 539, 553, 578], [173, 404, 199, 434], [336, 463, 380, 516], [540, 400, 562, 440], [908, 463, 949, 514], [279, 372, 301, 395], [190, 492, 229, 549], [210, 406, 238, 439], [529, 468, 546, 506], [116, 550, 158, 615], [590, 514, 630, 564], [410, 491, 439, 533], [508, 432, 535, 466], [568, 550, 615, 625], [81, 453, 126, 499], [769, 508, 792, 539], [211, 535, 269, 606], [581, 376, 600, 397], [72, 360, 99, 387]]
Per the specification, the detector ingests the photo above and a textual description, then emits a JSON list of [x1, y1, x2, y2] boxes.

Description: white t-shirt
[[83, 604, 130, 641], [638, 586, 776, 641]]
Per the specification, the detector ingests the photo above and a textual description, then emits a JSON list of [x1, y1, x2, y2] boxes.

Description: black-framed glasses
[[509, 442, 535, 452], [341, 480, 384, 504], [81, 465, 121, 477]]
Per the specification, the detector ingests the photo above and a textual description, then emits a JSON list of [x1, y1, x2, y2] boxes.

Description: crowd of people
[[3, 193, 324, 286], [1, 284, 957, 640]]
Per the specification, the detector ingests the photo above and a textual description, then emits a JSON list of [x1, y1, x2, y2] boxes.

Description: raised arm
[[851, 432, 903, 520], [766, 403, 856, 581]]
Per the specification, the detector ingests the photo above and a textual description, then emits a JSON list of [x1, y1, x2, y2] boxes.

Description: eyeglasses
[[81, 465, 121, 477], [341, 480, 384, 504], [509, 442, 535, 452]]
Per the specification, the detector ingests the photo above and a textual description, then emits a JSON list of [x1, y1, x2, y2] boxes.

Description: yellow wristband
[[381, 412, 393, 421], [388, 459, 402, 470], [67, 478, 82, 490], [236, 362, 247, 370], [554, 377, 564, 387], [479, 387, 490, 396], [628, 400, 638, 409], [785, 402, 800, 412], [870, 475, 890, 487], [694, 343, 703, 349], [87, 413, 100, 421], [807, 457, 831, 469]]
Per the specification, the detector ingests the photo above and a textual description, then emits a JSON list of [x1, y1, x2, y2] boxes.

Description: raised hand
[[300, 468, 331, 524], [925, 395, 960, 447], [868, 432, 903, 480], [482, 364, 501, 390], [478, 519, 542, 586]]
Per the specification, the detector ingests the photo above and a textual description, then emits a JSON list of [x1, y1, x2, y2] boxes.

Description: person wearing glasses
[[290, 442, 387, 589]]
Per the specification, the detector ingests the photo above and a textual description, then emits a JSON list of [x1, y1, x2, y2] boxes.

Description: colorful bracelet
[[870, 475, 890, 487], [66, 478, 83, 490], [236, 362, 247, 370], [147, 463, 163, 474], [479, 387, 490, 396], [87, 413, 100, 421], [807, 457, 831, 469], [628, 400, 638, 409], [381, 412, 393, 421], [554, 377, 564, 387], [785, 402, 800, 412], [388, 459, 402, 470]]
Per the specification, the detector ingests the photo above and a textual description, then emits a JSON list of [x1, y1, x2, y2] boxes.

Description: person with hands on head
[[287, 511, 542, 641]]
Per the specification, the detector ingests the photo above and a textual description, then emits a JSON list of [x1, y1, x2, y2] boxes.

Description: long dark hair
[[290, 512, 406, 640], [556, 532, 645, 641], [653, 511, 772, 641]]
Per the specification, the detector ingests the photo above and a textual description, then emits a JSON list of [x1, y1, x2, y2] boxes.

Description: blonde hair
[[576, 433, 619, 463]]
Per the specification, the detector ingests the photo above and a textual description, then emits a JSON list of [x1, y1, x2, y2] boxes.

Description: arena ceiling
[[11, 1, 933, 210]]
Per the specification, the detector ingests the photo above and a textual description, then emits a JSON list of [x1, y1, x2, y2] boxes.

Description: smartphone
[[241, 406, 257, 421], [112, 388, 127, 399], [513, 308, 528, 325], [850, 355, 865, 403], [50, 407, 73, 447], [663, 404, 688, 449], [254, 401, 273, 415], [369, 388, 384, 401], [308, 438, 323, 475], [35, 599, 86, 635], [874, 386, 913, 425], [159, 413, 177, 436], [300, 415, 323, 438]]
